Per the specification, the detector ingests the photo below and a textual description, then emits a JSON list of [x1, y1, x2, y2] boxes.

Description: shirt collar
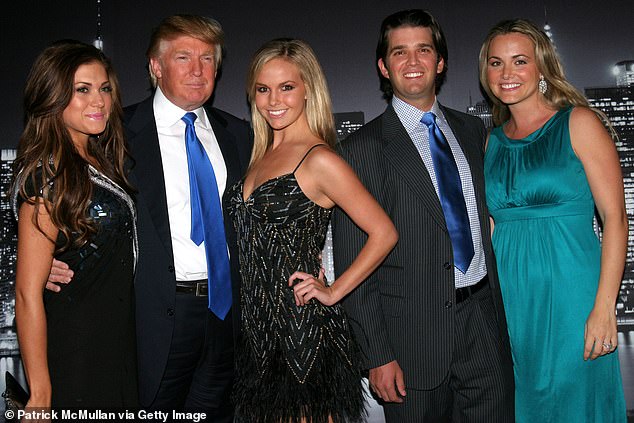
[[391, 95, 447, 133], [153, 86, 210, 129]]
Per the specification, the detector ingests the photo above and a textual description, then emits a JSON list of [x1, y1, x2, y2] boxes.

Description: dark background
[[1, 1, 633, 419], [1, 0, 632, 149]]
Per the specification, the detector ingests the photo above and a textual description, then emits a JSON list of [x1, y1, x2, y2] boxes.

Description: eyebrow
[[488, 53, 530, 59], [255, 80, 297, 86], [174, 49, 214, 56], [73, 80, 111, 86], [389, 42, 434, 53]]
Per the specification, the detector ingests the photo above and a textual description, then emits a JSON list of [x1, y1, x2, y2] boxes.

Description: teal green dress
[[484, 107, 626, 422]]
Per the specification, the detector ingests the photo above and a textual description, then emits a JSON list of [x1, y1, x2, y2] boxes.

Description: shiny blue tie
[[421, 112, 474, 273], [182, 112, 232, 320]]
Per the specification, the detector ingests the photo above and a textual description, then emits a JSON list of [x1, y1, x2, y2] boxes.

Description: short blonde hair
[[146, 14, 224, 87]]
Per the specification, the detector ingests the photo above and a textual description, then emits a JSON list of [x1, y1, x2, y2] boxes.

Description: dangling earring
[[538, 75, 548, 95]]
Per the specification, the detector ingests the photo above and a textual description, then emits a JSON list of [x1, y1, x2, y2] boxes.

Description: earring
[[538, 75, 548, 95]]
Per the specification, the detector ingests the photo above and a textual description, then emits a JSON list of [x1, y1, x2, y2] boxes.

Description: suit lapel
[[441, 105, 483, 177], [205, 106, 242, 193], [126, 97, 174, 258], [381, 106, 447, 229]]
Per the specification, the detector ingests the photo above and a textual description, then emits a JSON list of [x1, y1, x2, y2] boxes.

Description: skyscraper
[[585, 70, 634, 325], [0, 149, 18, 354], [613, 60, 634, 88], [323, 112, 366, 283], [543, 6, 554, 44], [334, 112, 364, 142], [466, 99, 494, 130]]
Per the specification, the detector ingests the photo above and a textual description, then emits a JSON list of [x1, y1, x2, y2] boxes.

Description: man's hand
[[46, 259, 73, 292], [368, 360, 406, 403]]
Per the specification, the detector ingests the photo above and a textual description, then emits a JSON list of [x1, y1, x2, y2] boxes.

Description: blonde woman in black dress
[[228, 38, 398, 422]]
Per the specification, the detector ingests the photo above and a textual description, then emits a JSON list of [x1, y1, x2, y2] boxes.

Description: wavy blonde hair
[[479, 19, 591, 126], [246, 38, 336, 168]]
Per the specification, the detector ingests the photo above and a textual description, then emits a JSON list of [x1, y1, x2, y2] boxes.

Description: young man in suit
[[48, 15, 252, 420], [333, 9, 514, 422]]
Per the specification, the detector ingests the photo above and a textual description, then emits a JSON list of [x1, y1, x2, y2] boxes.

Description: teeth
[[501, 83, 520, 89], [404, 72, 423, 77], [269, 109, 286, 116]]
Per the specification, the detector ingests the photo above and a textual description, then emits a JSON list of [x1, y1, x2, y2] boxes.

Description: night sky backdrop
[[2, 0, 632, 148]]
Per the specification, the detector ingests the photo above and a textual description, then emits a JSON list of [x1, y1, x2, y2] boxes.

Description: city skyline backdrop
[[1, 1, 633, 417], [1, 0, 633, 149]]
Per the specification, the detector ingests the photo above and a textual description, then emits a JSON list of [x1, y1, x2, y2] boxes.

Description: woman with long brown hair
[[12, 40, 138, 409]]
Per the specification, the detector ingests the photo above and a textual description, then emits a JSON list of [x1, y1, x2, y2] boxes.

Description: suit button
[[167, 308, 174, 316], [445, 300, 453, 308], [168, 265, 175, 273], [443, 262, 451, 270]]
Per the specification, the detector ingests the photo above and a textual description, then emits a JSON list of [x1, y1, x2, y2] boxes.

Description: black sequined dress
[[13, 165, 139, 408], [227, 146, 365, 423]]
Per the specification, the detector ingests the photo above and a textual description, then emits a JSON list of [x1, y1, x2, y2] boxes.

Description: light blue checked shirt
[[392, 96, 487, 288]]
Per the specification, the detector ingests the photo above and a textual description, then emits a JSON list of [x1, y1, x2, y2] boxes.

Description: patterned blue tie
[[182, 112, 232, 320], [421, 112, 474, 273]]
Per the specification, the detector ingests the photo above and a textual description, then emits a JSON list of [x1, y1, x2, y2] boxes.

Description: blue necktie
[[421, 112, 474, 273], [182, 112, 232, 320]]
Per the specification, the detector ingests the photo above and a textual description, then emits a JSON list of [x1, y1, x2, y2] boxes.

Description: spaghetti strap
[[292, 144, 328, 174]]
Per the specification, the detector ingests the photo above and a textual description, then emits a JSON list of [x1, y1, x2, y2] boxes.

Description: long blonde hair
[[246, 38, 336, 168], [478, 19, 590, 126]]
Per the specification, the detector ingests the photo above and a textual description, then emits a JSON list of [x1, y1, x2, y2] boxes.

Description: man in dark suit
[[333, 10, 514, 422], [125, 14, 252, 417], [49, 15, 251, 419]]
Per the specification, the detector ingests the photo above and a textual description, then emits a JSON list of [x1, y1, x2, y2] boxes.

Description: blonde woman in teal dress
[[479, 19, 627, 422]]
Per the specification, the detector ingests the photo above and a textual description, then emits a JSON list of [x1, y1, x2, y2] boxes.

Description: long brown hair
[[12, 40, 133, 251]]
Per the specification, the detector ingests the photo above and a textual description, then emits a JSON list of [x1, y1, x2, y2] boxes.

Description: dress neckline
[[237, 174, 331, 212], [240, 143, 329, 202], [496, 107, 571, 148], [241, 172, 294, 202]]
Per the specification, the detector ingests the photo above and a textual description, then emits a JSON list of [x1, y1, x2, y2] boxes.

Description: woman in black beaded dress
[[228, 38, 398, 423], [12, 41, 138, 410]]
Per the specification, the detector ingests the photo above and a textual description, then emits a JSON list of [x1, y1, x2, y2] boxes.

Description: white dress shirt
[[153, 87, 228, 281]]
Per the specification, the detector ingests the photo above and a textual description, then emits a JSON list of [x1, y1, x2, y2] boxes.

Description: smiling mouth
[[404, 72, 424, 78], [268, 109, 287, 117], [501, 83, 521, 89]]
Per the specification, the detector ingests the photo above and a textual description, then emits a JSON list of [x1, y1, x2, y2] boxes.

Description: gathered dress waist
[[492, 200, 593, 223]]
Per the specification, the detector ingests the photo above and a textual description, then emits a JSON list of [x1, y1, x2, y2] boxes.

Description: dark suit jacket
[[333, 103, 512, 390], [124, 95, 252, 406]]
